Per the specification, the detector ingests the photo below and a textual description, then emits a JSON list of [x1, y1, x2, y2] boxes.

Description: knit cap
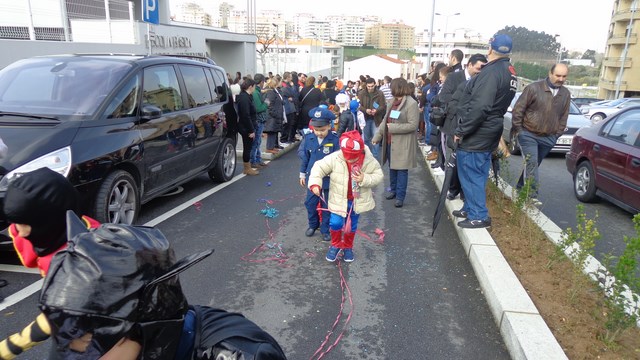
[[3, 167, 79, 256], [340, 130, 365, 167]]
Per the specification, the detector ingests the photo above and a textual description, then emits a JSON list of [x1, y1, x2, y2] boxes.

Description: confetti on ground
[[193, 201, 202, 211]]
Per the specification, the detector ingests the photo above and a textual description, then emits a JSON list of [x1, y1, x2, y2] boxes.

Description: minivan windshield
[[0, 57, 132, 119]]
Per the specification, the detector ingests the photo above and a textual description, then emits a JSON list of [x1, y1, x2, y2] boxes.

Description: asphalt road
[[502, 153, 637, 262], [0, 149, 509, 359]]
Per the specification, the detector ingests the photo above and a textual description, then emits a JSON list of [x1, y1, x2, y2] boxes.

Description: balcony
[[612, 9, 640, 23], [602, 56, 633, 68], [607, 33, 638, 45], [599, 78, 628, 91]]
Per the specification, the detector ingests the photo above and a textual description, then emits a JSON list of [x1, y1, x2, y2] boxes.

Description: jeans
[[250, 115, 265, 164], [363, 118, 379, 158], [516, 129, 557, 197], [266, 132, 278, 150], [457, 149, 492, 221], [386, 144, 409, 201]]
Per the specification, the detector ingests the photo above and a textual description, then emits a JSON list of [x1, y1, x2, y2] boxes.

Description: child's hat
[[3, 167, 79, 256], [349, 99, 360, 112], [335, 93, 350, 105], [309, 106, 335, 127], [340, 130, 365, 164]]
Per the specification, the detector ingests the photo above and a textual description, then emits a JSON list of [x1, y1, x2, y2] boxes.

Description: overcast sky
[[177, 0, 614, 52]]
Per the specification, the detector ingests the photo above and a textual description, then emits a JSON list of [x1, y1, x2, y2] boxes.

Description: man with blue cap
[[452, 33, 518, 229], [297, 107, 340, 241]]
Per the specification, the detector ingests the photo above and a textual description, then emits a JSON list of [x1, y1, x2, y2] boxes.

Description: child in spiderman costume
[[308, 131, 383, 262]]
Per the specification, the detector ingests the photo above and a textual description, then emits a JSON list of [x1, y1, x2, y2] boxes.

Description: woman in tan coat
[[372, 78, 420, 208]]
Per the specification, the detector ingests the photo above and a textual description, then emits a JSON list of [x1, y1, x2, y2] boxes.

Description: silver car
[[581, 97, 640, 123], [502, 92, 592, 155]]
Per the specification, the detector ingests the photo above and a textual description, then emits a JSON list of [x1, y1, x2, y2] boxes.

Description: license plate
[[557, 137, 573, 145]]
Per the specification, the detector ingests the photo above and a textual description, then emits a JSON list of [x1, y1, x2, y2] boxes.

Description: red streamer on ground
[[310, 261, 354, 360], [193, 201, 202, 212]]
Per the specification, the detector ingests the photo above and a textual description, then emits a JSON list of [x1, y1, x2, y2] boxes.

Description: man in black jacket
[[453, 34, 517, 229], [438, 53, 487, 200]]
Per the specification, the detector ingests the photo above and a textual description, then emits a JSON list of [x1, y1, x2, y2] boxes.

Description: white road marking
[[0, 264, 40, 274], [0, 173, 247, 310]]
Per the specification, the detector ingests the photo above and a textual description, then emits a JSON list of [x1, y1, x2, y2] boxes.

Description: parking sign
[[142, 0, 159, 24]]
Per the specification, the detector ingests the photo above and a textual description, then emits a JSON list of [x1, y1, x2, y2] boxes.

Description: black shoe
[[431, 162, 443, 169], [394, 200, 404, 208], [322, 233, 331, 242], [385, 192, 396, 200], [452, 209, 468, 218], [446, 191, 458, 200], [457, 218, 491, 229], [305, 228, 317, 237], [276, 145, 284, 149]]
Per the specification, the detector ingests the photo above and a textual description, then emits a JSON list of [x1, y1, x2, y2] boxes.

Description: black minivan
[[0, 54, 237, 229]]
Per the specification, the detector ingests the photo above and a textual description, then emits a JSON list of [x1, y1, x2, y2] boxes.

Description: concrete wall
[[344, 56, 401, 82], [0, 21, 257, 76]]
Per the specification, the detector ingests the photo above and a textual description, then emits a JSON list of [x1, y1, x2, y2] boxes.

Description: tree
[[496, 26, 560, 57], [256, 32, 276, 75], [582, 49, 596, 62]]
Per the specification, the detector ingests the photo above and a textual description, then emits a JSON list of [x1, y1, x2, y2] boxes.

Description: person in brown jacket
[[511, 63, 570, 203], [357, 77, 387, 158]]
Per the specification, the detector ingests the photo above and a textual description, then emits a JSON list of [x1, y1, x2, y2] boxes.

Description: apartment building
[[599, 0, 640, 98], [365, 23, 415, 50]]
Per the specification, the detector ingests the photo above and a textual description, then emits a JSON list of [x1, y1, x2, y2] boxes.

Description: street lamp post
[[272, 23, 279, 75], [435, 12, 460, 61], [426, 0, 436, 74], [554, 34, 562, 63]]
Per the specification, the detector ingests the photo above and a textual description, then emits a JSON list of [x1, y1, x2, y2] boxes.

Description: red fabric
[[330, 229, 343, 247], [340, 130, 365, 168], [10, 215, 100, 276], [343, 232, 355, 249]]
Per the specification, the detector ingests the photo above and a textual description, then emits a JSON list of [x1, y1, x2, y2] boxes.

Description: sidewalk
[[419, 144, 567, 360], [235, 133, 300, 162]]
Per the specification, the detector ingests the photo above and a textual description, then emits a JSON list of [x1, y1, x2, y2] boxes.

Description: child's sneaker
[[342, 248, 354, 262], [326, 246, 340, 262]]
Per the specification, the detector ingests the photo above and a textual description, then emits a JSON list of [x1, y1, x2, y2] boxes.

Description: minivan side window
[[179, 65, 213, 108], [204, 69, 218, 104], [104, 74, 140, 119], [211, 69, 228, 103], [143, 66, 184, 113]]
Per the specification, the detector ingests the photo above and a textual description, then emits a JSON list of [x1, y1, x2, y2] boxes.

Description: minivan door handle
[[593, 144, 600, 152], [632, 158, 640, 168]]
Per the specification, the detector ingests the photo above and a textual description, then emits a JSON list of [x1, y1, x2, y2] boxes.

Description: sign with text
[[142, 0, 159, 24]]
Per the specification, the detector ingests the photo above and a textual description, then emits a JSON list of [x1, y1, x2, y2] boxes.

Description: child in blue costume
[[297, 107, 340, 242]]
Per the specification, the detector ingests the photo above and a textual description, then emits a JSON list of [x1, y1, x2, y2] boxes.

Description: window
[[179, 65, 213, 107], [143, 66, 183, 113], [104, 74, 140, 119], [211, 69, 228, 103], [603, 109, 640, 145]]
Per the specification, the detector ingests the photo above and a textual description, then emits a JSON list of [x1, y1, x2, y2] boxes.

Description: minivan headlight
[[0, 146, 72, 191]]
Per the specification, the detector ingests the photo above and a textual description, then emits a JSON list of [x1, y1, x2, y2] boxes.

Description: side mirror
[[139, 104, 162, 122], [581, 108, 589, 115]]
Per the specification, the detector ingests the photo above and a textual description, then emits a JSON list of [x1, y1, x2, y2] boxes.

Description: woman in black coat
[[236, 79, 259, 175], [263, 78, 285, 153], [298, 76, 324, 131]]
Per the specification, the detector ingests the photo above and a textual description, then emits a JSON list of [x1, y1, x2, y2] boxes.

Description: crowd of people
[[0, 32, 578, 358]]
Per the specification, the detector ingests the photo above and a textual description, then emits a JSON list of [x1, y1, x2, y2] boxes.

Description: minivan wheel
[[574, 161, 597, 202], [94, 170, 139, 224], [208, 137, 236, 182], [509, 133, 521, 155]]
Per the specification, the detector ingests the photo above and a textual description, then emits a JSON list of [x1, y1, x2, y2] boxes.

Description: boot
[[243, 162, 259, 175], [330, 229, 343, 248]]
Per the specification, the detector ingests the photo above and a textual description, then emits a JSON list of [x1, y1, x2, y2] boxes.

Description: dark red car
[[566, 105, 640, 214]]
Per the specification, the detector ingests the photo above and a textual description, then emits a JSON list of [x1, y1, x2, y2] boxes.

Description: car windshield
[[0, 57, 132, 119], [603, 98, 627, 107], [569, 101, 581, 115]]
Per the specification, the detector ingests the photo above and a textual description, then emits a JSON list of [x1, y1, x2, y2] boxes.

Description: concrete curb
[[420, 145, 568, 360]]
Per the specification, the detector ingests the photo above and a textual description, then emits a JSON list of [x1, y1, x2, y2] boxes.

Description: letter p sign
[[142, 0, 159, 24]]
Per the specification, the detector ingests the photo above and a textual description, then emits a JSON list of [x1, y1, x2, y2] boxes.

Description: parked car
[[566, 105, 640, 214], [0, 54, 237, 230], [580, 97, 640, 123], [502, 92, 592, 155], [572, 97, 603, 108]]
